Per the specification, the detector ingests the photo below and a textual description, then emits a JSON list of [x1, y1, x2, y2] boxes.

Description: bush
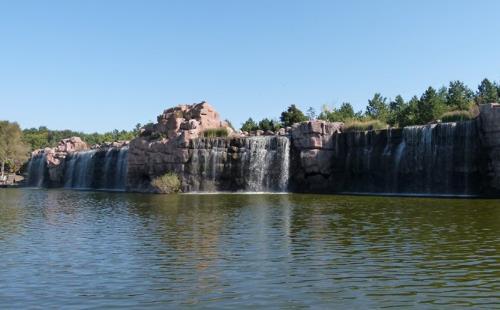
[[343, 119, 388, 132], [440, 110, 474, 123], [202, 128, 229, 138], [151, 172, 181, 194]]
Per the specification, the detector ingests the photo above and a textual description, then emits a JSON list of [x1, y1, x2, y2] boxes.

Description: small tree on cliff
[[447, 80, 474, 110], [476, 78, 498, 105], [0, 121, 29, 177], [280, 104, 307, 127], [417, 87, 447, 124], [241, 118, 258, 132], [366, 93, 390, 122]]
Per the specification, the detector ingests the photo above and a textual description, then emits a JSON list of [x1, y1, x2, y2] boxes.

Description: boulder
[[291, 120, 343, 150]]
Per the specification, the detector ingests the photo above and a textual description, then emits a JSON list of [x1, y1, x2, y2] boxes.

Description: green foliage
[[280, 104, 308, 127], [366, 93, 390, 122], [447, 80, 474, 110], [476, 78, 498, 105], [202, 128, 229, 138], [343, 119, 388, 132], [388, 95, 406, 127], [398, 96, 420, 128], [306, 107, 317, 120], [318, 102, 357, 122], [151, 172, 181, 194], [241, 118, 259, 132], [416, 87, 447, 124], [22, 125, 140, 150], [0, 121, 30, 174], [440, 110, 474, 123], [258, 118, 273, 131]]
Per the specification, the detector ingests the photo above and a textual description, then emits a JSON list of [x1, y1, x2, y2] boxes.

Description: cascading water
[[186, 136, 290, 192], [27, 153, 47, 187], [331, 120, 480, 195], [64, 150, 97, 189], [61, 147, 129, 191]]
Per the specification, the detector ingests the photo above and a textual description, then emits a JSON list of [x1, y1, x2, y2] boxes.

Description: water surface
[[0, 189, 499, 308]]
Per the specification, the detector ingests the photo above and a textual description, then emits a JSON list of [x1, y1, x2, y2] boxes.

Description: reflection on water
[[0, 189, 499, 308]]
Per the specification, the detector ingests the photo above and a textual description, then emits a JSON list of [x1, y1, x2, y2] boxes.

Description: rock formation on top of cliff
[[142, 101, 233, 142]]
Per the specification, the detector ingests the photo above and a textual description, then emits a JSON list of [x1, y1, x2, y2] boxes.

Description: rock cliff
[[479, 103, 500, 193]]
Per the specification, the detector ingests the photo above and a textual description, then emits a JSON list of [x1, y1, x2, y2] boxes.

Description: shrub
[[202, 128, 229, 138], [343, 119, 388, 132], [151, 172, 181, 194], [440, 110, 474, 123]]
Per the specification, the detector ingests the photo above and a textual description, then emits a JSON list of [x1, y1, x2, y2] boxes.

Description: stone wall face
[[479, 103, 500, 193], [127, 135, 290, 192], [290, 119, 482, 195]]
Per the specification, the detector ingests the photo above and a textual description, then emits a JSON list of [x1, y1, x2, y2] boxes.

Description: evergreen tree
[[476, 78, 498, 105], [398, 96, 420, 128], [258, 118, 273, 131], [447, 80, 474, 110], [240, 118, 258, 132], [366, 93, 390, 122], [417, 87, 446, 124], [337, 102, 355, 120], [280, 104, 307, 127], [306, 107, 316, 120], [388, 95, 406, 127]]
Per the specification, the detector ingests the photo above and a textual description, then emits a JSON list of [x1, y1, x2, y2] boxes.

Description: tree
[[337, 102, 355, 120], [258, 118, 273, 131], [476, 78, 498, 105], [447, 80, 474, 110], [306, 107, 316, 120], [280, 104, 308, 127], [366, 93, 390, 122], [318, 102, 356, 122], [240, 118, 258, 132], [417, 87, 446, 124], [388, 95, 406, 127], [0, 121, 30, 177], [398, 96, 420, 128]]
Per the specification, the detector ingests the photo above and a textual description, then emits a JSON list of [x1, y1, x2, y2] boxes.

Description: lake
[[0, 189, 499, 308]]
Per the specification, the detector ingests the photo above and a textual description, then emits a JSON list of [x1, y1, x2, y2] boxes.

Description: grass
[[440, 110, 474, 123], [201, 128, 229, 138], [151, 172, 181, 194], [343, 119, 388, 132]]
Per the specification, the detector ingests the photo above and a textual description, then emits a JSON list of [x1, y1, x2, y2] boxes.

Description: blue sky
[[1, 0, 499, 132]]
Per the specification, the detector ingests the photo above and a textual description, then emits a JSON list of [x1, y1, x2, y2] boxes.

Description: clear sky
[[1, 0, 499, 132]]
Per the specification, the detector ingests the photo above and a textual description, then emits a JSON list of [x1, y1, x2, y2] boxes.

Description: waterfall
[[334, 120, 480, 195], [63, 147, 129, 191], [186, 136, 290, 192], [27, 153, 47, 187], [243, 136, 290, 191], [113, 146, 129, 190], [63, 150, 97, 189]]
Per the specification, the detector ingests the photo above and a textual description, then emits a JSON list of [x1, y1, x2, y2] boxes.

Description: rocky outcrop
[[127, 102, 290, 192], [479, 103, 500, 193], [142, 101, 233, 142]]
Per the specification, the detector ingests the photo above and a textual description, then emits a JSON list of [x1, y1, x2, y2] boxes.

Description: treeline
[[241, 78, 500, 131], [22, 124, 142, 150], [0, 121, 29, 175]]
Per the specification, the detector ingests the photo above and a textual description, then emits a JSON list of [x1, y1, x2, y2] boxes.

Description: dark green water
[[0, 189, 499, 308]]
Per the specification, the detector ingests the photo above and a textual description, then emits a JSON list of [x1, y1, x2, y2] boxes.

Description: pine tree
[[280, 104, 308, 127], [417, 87, 446, 124], [366, 93, 390, 122], [447, 80, 474, 110], [476, 78, 498, 105]]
